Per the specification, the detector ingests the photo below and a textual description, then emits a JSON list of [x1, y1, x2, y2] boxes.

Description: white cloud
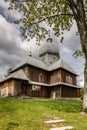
[[0, 15, 25, 80], [0, 0, 21, 21], [0, 13, 40, 80]]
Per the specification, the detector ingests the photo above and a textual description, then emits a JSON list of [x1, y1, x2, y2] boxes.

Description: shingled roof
[[10, 56, 77, 75], [39, 39, 59, 56], [0, 69, 28, 83], [11, 56, 48, 72], [49, 59, 77, 75]]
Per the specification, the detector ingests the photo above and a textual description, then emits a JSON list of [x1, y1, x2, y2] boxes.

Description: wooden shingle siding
[[8, 80, 15, 96], [61, 86, 80, 97], [49, 69, 61, 84], [27, 85, 49, 98], [50, 86, 61, 98], [30, 67, 48, 83], [14, 80, 21, 96], [23, 65, 77, 86], [61, 69, 76, 85], [0, 80, 14, 97], [23, 65, 48, 84]]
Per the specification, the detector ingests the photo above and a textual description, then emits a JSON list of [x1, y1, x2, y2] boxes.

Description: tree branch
[[5, 0, 32, 2], [28, 13, 73, 26], [68, 0, 78, 20]]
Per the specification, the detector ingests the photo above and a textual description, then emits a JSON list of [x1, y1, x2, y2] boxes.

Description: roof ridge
[[48, 58, 77, 75], [9, 56, 77, 75]]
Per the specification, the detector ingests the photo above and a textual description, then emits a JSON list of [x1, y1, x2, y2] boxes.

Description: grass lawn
[[0, 98, 87, 130]]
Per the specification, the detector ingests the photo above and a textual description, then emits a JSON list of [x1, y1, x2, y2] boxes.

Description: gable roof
[[0, 69, 28, 83], [49, 59, 77, 75], [10, 56, 77, 75], [11, 56, 48, 72]]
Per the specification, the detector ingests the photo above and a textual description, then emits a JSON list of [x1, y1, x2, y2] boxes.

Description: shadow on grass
[[6, 122, 19, 130]]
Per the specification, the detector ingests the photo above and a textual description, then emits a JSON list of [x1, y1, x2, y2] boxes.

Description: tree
[[5, 0, 87, 112]]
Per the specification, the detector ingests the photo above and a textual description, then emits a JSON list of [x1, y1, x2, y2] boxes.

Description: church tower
[[39, 38, 60, 66]]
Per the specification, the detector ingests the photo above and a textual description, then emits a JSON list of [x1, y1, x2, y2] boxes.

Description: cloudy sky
[[0, 0, 85, 86]]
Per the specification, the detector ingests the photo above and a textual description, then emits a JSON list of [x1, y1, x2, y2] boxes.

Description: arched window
[[39, 73, 44, 83], [66, 76, 72, 84]]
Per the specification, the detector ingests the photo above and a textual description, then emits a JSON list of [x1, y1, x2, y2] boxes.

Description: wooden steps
[[45, 119, 73, 130], [45, 119, 65, 124], [50, 126, 73, 130]]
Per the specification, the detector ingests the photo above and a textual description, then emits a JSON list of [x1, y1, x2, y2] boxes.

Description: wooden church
[[0, 38, 80, 98]]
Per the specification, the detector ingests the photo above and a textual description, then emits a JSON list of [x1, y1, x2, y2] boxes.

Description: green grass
[[0, 98, 87, 130]]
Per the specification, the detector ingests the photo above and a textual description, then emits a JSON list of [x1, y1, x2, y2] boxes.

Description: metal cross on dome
[[28, 43, 32, 57], [46, 30, 53, 43]]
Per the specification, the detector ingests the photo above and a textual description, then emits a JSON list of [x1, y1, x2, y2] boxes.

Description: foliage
[[73, 50, 84, 58], [4, 1, 86, 52], [4, 0, 87, 48], [0, 98, 87, 130], [5, 0, 75, 42]]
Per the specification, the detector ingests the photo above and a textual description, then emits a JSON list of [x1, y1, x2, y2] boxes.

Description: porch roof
[[0, 69, 28, 83], [28, 80, 81, 88]]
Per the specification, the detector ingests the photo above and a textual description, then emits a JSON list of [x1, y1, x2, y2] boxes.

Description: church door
[[21, 85, 27, 94], [21, 81, 28, 95]]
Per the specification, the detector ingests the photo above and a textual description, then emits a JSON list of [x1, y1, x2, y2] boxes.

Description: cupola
[[39, 38, 60, 66]]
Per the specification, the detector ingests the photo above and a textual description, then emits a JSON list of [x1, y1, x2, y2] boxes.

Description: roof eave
[[28, 81, 81, 88], [0, 77, 28, 84]]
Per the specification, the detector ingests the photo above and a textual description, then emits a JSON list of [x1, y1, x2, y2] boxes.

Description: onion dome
[[39, 38, 59, 56]]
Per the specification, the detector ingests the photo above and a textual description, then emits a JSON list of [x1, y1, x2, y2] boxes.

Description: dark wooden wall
[[61, 69, 76, 85], [49, 69, 61, 84], [49, 85, 80, 98], [14, 79, 21, 95], [50, 86, 61, 98], [23, 65, 77, 87], [27, 85, 50, 98], [61, 85, 80, 97], [23, 65, 48, 84]]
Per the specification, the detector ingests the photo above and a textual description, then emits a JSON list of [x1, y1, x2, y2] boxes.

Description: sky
[[0, 0, 85, 86]]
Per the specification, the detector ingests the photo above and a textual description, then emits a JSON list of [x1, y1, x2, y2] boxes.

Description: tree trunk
[[79, 28, 87, 112], [69, 0, 87, 112], [78, 33, 87, 112], [82, 61, 87, 112]]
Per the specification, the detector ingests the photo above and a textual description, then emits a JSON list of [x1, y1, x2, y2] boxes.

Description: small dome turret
[[39, 38, 60, 66], [39, 38, 59, 56]]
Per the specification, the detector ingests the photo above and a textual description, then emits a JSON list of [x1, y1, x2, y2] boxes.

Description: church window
[[66, 76, 72, 84], [39, 73, 44, 83]]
